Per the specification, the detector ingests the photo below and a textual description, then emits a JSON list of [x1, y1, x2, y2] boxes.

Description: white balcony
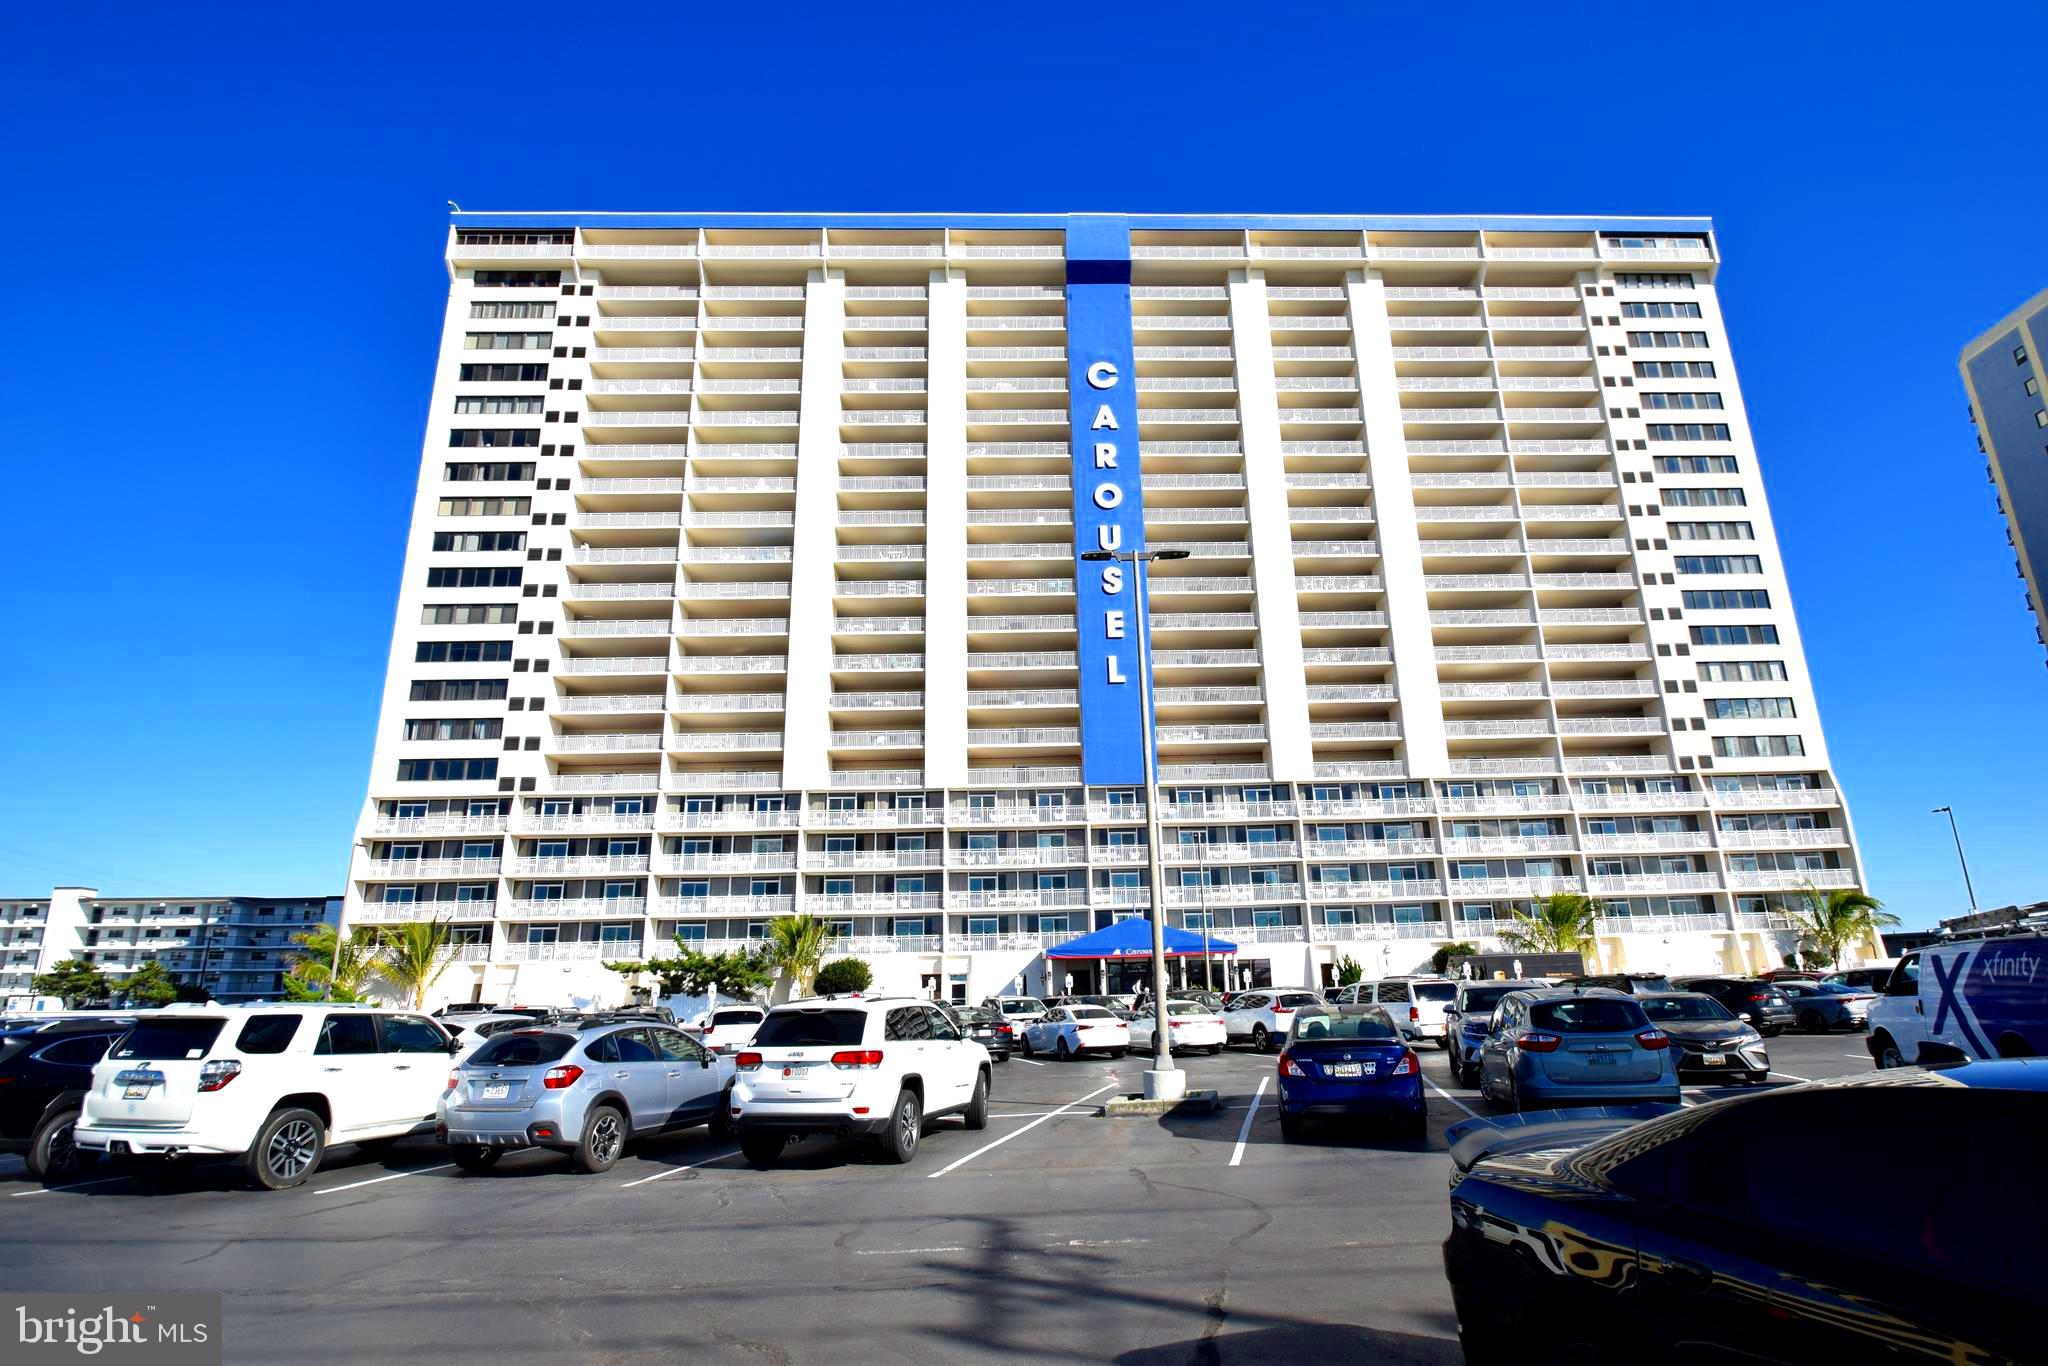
[[503, 897, 648, 919], [507, 855, 650, 877], [362, 858, 500, 880], [1708, 787, 1840, 810], [807, 849, 944, 871], [1715, 828, 1847, 850], [1580, 833, 1714, 852], [1586, 873, 1723, 894], [652, 853, 796, 874], [371, 814, 507, 836], [1726, 869, 1857, 892]]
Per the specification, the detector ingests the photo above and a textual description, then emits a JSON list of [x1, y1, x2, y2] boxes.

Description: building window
[[1690, 624, 1779, 646], [395, 758, 498, 782]]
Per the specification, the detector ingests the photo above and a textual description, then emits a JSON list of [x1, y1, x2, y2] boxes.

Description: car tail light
[[734, 1052, 762, 1070], [1514, 1032, 1562, 1053], [830, 1050, 885, 1069], [1746, 993, 1769, 1003], [1409, 1006, 1420, 1022], [197, 1060, 241, 1093], [997, 1024, 1013, 1034], [1279, 1052, 1306, 1078], [445, 1075, 458, 1091], [542, 1064, 584, 1089], [1390, 1049, 1419, 1076], [1273, 1008, 1294, 1015], [1635, 1029, 1671, 1051], [1167, 1020, 1181, 1029]]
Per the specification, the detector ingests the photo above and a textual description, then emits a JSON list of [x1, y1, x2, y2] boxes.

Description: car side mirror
[[445, 1037, 463, 1054], [700, 1056, 712, 1069]]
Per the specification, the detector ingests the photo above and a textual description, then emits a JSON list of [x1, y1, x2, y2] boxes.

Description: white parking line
[[10, 1175, 131, 1199], [926, 1083, 1117, 1179], [620, 1148, 740, 1188], [314, 1162, 456, 1195], [1010, 1058, 1048, 1067], [1424, 1076, 1477, 1119], [1227, 1078, 1269, 1167], [1769, 1071, 1812, 1083]]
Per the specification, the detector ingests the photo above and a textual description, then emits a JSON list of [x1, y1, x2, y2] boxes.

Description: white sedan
[[1021, 1005, 1131, 1060], [1127, 1000, 1226, 1055]]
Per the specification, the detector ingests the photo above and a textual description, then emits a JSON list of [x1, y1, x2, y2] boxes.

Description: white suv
[[1362, 977, 1459, 1047], [74, 1005, 458, 1190], [1221, 989, 1327, 1052], [731, 996, 991, 1167]]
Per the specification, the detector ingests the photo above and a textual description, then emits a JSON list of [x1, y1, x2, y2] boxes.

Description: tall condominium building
[[0, 888, 339, 1005], [344, 213, 1868, 1011], [1961, 286, 2048, 663]]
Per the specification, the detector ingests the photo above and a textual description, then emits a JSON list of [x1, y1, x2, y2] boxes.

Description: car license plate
[[1701, 1053, 1725, 1066], [1586, 1053, 1616, 1066], [1326, 1062, 1366, 1078], [482, 1083, 510, 1099], [782, 1064, 811, 1078], [124, 1085, 151, 1100]]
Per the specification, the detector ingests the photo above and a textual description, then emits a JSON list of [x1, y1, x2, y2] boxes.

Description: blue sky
[[3, 3, 2043, 927]]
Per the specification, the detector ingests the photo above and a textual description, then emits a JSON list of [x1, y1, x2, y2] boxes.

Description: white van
[[74, 1005, 459, 1189], [1867, 934, 2046, 1068], [1358, 977, 1459, 1047]]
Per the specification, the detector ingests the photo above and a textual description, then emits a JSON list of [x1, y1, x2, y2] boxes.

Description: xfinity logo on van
[[6, 1294, 219, 1363], [1979, 950, 2041, 984]]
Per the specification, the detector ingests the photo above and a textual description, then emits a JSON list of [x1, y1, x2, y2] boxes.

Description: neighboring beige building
[[343, 213, 1868, 1012]]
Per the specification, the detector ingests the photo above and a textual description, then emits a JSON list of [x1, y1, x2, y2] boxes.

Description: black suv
[[1671, 976, 1794, 1035], [1556, 973, 1673, 996], [0, 1016, 135, 1179]]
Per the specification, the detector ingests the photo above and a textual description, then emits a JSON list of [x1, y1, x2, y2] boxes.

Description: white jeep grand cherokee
[[74, 1005, 459, 1190], [730, 996, 991, 1167]]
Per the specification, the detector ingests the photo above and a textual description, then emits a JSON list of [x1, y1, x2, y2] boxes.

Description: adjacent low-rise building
[[343, 212, 1872, 1012], [0, 888, 339, 1005]]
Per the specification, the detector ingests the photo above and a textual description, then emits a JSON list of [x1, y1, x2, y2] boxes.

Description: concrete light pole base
[[1143, 1068, 1187, 1102]]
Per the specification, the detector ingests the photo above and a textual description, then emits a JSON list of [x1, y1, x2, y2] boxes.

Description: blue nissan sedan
[[1276, 1007, 1426, 1139]]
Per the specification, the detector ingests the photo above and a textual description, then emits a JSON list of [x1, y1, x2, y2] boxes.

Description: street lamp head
[[1080, 550, 1115, 562], [1932, 806, 1951, 815]]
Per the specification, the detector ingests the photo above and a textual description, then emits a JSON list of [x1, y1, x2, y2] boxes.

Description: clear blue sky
[[4, 3, 2043, 928]]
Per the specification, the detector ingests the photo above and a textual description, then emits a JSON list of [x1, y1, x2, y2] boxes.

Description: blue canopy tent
[[1044, 918, 1237, 996]]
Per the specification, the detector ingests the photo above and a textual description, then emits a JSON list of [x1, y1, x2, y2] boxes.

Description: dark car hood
[[1654, 1019, 1755, 1044], [1445, 1104, 1680, 1173]]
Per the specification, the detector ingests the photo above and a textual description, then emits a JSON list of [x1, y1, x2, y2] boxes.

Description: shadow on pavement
[[1116, 1323, 1463, 1365]]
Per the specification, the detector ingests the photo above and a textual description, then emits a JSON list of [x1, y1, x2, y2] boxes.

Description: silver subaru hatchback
[[437, 1019, 736, 1173]]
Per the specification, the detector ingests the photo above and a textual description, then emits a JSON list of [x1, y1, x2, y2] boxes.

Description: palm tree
[[285, 924, 377, 1002], [762, 914, 831, 999], [1788, 884, 1896, 969], [1499, 892, 1603, 959], [372, 920, 456, 1010]]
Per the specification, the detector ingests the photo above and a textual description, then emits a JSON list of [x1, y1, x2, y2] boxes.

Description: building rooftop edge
[[12, 889, 340, 901], [445, 209, 1717, 234], [1960, 284, 2048, 364]]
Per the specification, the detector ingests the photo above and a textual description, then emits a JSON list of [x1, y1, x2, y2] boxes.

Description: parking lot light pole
[[1931, 805, 1978, 912], [1084, 546, 1188, 1102]]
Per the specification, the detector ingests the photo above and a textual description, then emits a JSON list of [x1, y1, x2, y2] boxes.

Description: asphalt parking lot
[[0, 1030, 1877, 1365]]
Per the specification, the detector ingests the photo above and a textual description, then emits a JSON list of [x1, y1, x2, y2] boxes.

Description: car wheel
[[1500, 1073, 1521, 1114], [452, 1146, 501, 1172], [25, 1109, 93, 1182], [1207, 1045, 1223, 1056], [710, 1088, 734, 1138], [574, 1104, 627, 1174], [880, 1089, 922, 1165], [1110, 1048, 1127, 1059], [1279, 1113, 1303, 1141], [1019, 1034, 1034, 1058], [1798, 1010, 1826, 1034], [247, 1107, 325, 1191], [1873, 1032, 1906, 1069], [964, 1074, 989, 1131], [1252, 1024, 1269, 1053], [740, 1131, 784, 1167], [1056, 1037, 1072, 1061]]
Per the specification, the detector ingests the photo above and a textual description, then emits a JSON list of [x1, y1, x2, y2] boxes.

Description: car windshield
[[1638, 996, 1736, 1022], [1530, 998, 1646, 1033], [753, 1009, 868, 1047], [1457, 986, 1523, 1012], [1291, 1013, 1397, 1041], [999, 1000, 1042, 1014], [467, 1031, 575, 1067], [1068, 1007, 1115, 1021], [1628, 976, 1674, 991], [1275, 993, 1322, 1008], [1413, 983, 1456, 1002], [109, 1018, 226, 1060]]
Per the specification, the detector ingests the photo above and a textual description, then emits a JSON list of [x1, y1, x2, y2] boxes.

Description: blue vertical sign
[[1067, 216, 1150, 787]]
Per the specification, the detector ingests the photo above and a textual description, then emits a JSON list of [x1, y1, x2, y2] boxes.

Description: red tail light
[[542, 1064, 583, 1089], [1746, 993, 1769, 1003], [445, 1075, 458, 1091], [1279, 1052, 1306, 1077], [1514, 1032, 1563, 1053], [1391, 1049, 1418, 1076], [997, 1024, 1014, 1034], [1409, 1006, 1420, 1021], [734, 1052, 762, 1070], [197, 1060, 241, 1093], [1635, 1029, 1671, 1051], [830, 1049, 885, 1069], [1273, 1008, 1294, 1015]]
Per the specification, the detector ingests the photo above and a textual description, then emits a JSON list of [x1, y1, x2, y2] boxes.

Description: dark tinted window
[[382, 1015, 449, 1054], [709, 1010, 761, 1028], [35, 1035, 114, 1066], [468, 1032, 575, 1067], [754, 1009, 868, 1047], [1530, 999, 1646, 1033], [235, 1014, 302, 1055], [612, 1029, 658, 1063], [1292, 1011, 1397, 1041], [885, 1007, 933, 1042], [111, 1019, 226, 1060], [1457, 986, 1523, 1013], [1375, 984, 1407, 1004], [1884, 956, 1919, 996], [1412, 983, 1456, 1003], [315, 1015, 379, 1056], [655, 1030, 704, 1064], [1638, 996, 1736, 1023], [925, 1007, 960, 1041]]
